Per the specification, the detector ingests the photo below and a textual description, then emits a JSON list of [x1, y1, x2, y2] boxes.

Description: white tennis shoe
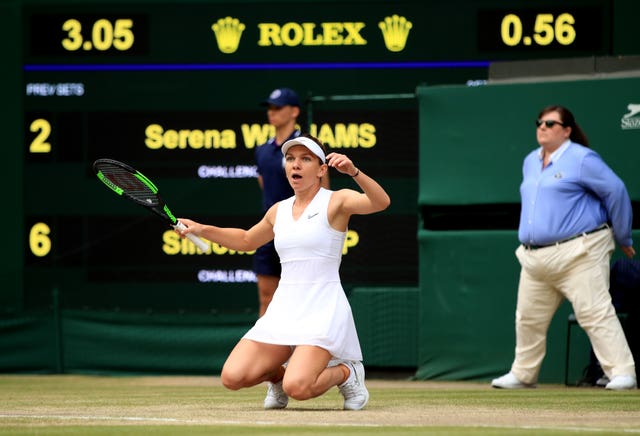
[[491, 372, 536, 389], [264, 381, 288, 409], [338, 360, 369, 410], [605, 375, 637, 390]]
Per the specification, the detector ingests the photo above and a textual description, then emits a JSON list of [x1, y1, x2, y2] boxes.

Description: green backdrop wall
[[417, 76, 640, 383], [2, 0, 639, 380]]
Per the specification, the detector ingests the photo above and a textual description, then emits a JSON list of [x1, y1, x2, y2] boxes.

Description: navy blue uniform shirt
[[254, 130, 300, 212]]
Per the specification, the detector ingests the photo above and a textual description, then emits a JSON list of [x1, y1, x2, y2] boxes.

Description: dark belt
[[523, 224, 609, 250]]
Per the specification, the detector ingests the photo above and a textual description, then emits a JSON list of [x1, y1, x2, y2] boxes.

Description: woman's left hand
[[326, 152, 357, 177]]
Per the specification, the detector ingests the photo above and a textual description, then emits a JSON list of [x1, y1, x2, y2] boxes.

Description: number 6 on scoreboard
[[92, 158, 210, 253]]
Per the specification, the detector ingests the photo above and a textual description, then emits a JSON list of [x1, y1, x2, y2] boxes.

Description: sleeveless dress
[[243, 187, 363, 361]]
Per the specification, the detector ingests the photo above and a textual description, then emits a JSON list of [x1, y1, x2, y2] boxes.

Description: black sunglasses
[[536, 119, 565, 128]]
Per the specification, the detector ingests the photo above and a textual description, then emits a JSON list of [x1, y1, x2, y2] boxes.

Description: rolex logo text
[[258, 22, 366, 47]]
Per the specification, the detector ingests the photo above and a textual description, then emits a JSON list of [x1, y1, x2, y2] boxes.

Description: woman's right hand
[[176, 218, 202, 238]]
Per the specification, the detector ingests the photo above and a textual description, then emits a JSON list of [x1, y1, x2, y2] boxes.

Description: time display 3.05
[[477, 7, 606, 52], [28, 14, 149, 56]]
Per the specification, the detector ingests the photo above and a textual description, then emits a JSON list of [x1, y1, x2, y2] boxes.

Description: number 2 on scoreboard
[[29, 118, 52, 153]]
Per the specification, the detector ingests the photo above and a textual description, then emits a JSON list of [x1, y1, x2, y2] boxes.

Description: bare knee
[[221, 367, 247, 391], [282, 377, 315, 401]]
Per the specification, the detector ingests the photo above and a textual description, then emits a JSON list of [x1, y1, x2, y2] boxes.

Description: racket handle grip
[[173, 221, 210, 253]]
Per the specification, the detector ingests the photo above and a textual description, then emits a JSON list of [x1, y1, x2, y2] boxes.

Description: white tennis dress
[[243, 187, 363, 361]]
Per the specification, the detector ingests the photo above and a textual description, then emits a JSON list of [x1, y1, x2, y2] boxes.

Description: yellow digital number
[[501, 13, 576, 47], [29, 222, 52, 257], [29, 119, 52, 153], [533, 14, 554, 45], [92, 19, 113, 51], [61, 18, 134, 51], [500, 14, 522, 47], [113, 19, 135, 50], [555, 13, 576, 45], [61, 18, 83, 51]]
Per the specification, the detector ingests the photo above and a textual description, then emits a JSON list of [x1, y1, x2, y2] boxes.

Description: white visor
[[281, 136, 326, 162]]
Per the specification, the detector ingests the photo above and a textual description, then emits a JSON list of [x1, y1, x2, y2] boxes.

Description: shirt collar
[[537, 139, 571, 163]]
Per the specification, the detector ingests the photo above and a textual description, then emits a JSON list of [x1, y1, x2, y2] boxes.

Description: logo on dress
[[307, 212, 319, 219]]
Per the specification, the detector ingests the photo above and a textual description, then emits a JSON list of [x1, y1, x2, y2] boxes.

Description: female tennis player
[[177, 134, 390, 410]]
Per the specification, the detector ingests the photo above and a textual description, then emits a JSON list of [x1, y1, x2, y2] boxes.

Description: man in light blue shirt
[[492, 105, 636, 391], [518, 139, 633, 249]]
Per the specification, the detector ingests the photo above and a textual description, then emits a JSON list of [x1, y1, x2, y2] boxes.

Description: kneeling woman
[[177, 134, 391, 410]]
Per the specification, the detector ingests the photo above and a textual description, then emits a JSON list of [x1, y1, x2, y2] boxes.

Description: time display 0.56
[[28, 14, 149, 56], [477, 7, 605, 52]]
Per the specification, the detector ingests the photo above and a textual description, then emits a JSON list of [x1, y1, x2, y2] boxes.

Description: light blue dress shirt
[[518, 140, 633, 247]]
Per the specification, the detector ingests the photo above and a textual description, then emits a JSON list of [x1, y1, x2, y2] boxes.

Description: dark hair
[[300, 133, 327, 164], [538, 105, 590, 147]]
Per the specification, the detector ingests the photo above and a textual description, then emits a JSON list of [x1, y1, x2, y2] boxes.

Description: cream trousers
[[511, 228, 635, 384]]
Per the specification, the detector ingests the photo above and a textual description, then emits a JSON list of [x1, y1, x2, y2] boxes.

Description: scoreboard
[[5, 0, 638, 314]]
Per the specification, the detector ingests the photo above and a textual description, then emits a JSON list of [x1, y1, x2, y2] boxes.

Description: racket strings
[[99, 166, 159, 205]]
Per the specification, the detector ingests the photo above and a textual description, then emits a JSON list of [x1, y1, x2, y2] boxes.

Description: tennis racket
[[92, 158, 210, 253]]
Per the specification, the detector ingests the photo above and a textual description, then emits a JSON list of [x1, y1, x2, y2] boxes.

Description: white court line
[[0, 415, 380, 427], [514, 426, 640, 434], [1, 415, 639, 432], [0, 414, 191, 423]]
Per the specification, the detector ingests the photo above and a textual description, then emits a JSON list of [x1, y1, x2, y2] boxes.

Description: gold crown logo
[[378, 15, 413, 52], [211, 16, 246, 54]]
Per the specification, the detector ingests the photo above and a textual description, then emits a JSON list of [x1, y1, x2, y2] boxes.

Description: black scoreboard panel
[[22, 0, 614, 64], [22, 103, 421, 311], [10, 0, 636, 314]]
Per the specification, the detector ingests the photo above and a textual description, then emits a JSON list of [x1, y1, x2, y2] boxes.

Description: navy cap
[[261, 88, 300, 107]]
